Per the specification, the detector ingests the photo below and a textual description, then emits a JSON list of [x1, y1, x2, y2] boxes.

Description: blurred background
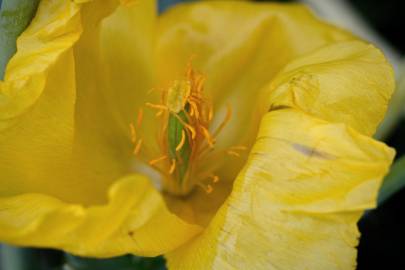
[[1, 0, 404, 269]]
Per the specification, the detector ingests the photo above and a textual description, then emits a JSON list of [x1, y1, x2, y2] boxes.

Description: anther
[[146, 103, 168, 110], [230, 145, 248, 151], [130, 123, 137, 143], [169, 159, 176, 175], [176, 129, 186, 152], [198, 182, 213, 194], [137, 108, 144, 127], [208, 106, 214, 121], [200, 126, 215, 148], [133, 139, 143, 155], [210, 175, 220, 183], [227, 150, 240, 157], [149, 155, 167, 165]]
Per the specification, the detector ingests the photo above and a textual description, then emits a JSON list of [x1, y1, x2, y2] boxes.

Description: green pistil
[[167, 107, 191, 184]]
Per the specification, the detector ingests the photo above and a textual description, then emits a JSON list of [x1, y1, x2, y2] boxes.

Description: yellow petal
[[0, 0, 158, 204], [0, 0, 127, 206], [166, 109, 394, 270], [66, 0, 158, 203], [268, 41, 394, 136], [0, 0, 85, 200], [0, 174, 201, 257], [74, 0, 135, 5], [156, 1, 354, 149], [0, 0, 201, 257], [156, 1, 355, 225], [0, 0, 81, 126], [98, 0, 159, 147]]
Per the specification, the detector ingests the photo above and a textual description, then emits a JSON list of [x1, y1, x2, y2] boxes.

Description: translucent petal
[[268, 41, 395, 136], [166, 109, 394, 270], [156, 0, 355, 225], [0, 174, 201, 257]]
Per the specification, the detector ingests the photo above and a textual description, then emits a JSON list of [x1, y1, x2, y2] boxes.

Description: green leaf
[[0, 245, 63, 270], [64, 254, 166, 270], [0, 0, 39, 79], [378, 155, 405, 205]]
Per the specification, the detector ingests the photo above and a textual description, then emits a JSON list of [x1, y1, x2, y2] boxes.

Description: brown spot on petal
[[292, 143, 335, 160]]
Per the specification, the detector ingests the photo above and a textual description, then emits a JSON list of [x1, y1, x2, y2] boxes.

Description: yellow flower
[[0, 0, 396, 269]]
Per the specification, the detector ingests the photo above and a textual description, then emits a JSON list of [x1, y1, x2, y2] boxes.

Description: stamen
[[171, 112, 196, 139], [176, 129, 186, 152], [133, 63, 238, 196], [149, 155, 167, 165], [211, 175, 220, 183], [230, 145, 248, 150], [189, 100, 199, 119], [169, 159, 176, 175], [200, 126, 215, 148], [206, 184, 213, 194], [208, 106, 214, 121], [227, 150, 240, 157], [156, 110, 164, 117], [146, 102, 168, 111], [133, 139, 143, 155], [195, 77, 205, 93], [186, 124, 197, 140], [137, 108, 144, 127], [129, 123, 137, 143], [197, 182, 213, 194]]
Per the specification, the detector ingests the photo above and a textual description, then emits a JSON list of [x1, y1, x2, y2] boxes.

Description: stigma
[[130, 65, 245, 196]]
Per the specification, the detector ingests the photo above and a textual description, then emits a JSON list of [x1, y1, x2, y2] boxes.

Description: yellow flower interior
[[131, 64, 245, 196]]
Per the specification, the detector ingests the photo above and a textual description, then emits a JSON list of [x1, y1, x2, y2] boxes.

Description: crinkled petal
[[0, 0, 128, 206], [166, 109, 394, 270], [0, 0, 201, 257], [156, 1, 355, 223], [0, 174, 201, 257], [157, 1, 353, 148], [0, 0, 158, 204], [0, 0, 85, 200], [0, 0, 81, 124], [268, 41, 394, 136]]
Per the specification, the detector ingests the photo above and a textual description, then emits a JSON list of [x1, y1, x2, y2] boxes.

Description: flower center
[[130, 65, 245, 196]]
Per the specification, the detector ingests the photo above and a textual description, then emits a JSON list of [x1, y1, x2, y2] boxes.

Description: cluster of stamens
[[130, 64, 246, 196]]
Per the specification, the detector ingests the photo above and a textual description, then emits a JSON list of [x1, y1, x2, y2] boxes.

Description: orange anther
[[149, 155, 167, 165], [230, 145, 248, 150], [186, 124, 196, 139], [130, 123, 137, 143], [169, 159, 176, 175], [208, 105, 214, 121], [133, 139, 143, 155], [211, 175, 219, 183], [189, 101, 199, 119], [137, 108, 144, 127], [206, 184, 213, 194], [176, 129, 186, 151], [227, 150, 240, 157], [156, 110, 164, 117], [200, 126, 214, 148], [146, 102, 168, 111]]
